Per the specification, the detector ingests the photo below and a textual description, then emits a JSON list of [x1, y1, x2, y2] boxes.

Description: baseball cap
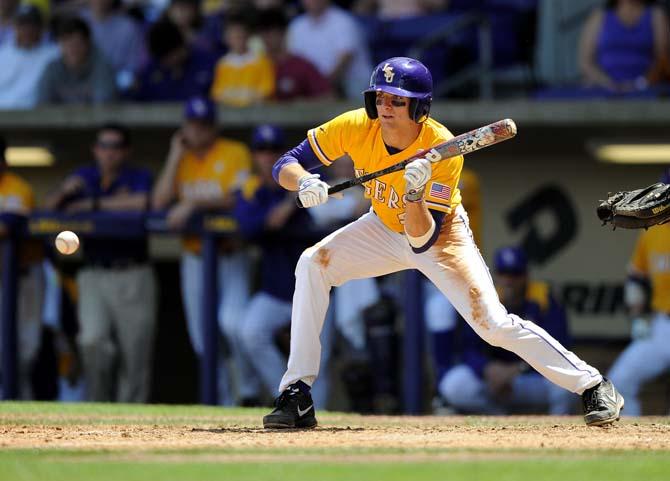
[[15, 4, 43, 26], [494, 246, 528, 275], [252, 124, 285, 151], [184, 96, 217, 123]]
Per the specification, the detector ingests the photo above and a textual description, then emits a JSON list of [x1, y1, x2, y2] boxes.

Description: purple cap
[[494, 246, 528, 275], [184, 96, 216, 123], [252, 124, 285, 150]]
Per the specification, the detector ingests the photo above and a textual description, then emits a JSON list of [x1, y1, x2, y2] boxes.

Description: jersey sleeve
[[306, 109, 367, 166], [424, 155, 464, 214]]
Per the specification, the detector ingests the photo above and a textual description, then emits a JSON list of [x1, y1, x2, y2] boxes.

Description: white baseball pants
[[279, 206, 602, 395]]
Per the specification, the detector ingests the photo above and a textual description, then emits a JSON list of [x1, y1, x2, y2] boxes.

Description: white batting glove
[[404, 158, 432, 200], [298, 173, 330, 208]]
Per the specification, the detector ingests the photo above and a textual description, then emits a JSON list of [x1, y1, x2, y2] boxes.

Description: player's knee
[[296, 247, 332, 277]]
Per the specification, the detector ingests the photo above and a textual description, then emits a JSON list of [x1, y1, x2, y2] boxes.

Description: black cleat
[[582, 378, 625, 426], [263, 384, 317, 429]]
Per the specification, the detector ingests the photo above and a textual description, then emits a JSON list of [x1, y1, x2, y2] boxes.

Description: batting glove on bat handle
[[404, 158, 432, 194], [296, 173, 330, 208]]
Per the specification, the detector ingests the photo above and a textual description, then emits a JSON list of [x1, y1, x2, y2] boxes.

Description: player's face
[[253, 150, 281, 183], [182, 119, 217, 150], [94, 130, 128, 173], [496, 272, 527, 308], [375, 92, 412, 128]]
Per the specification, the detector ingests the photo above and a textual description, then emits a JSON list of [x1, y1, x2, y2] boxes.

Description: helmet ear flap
[[409, 98, 431, 123], [364, 91, 378, 119]]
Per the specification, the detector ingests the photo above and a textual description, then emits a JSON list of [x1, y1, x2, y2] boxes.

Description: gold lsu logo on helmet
[[382, 63, 395, 83]]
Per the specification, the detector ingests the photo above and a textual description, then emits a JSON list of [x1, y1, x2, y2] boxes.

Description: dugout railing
[[0, 212, 428, 413]]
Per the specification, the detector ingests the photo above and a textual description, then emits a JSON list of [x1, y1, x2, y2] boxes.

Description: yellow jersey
[[307, 109, 463, 233], [210, 51, 274, 107], [176, 138, 251, 253], [629, 223, 670, 313], [0, 171, 43, 266]]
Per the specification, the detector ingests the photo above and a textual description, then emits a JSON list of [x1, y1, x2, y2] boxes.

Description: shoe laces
[[274, 389, 298, 408]]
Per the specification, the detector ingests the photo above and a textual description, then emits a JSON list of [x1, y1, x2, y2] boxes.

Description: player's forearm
[[278, 162, 311, 191], [404, 199, 433, 237]]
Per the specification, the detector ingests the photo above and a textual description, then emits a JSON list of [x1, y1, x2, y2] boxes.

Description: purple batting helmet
[[364, 57, 433, 124]]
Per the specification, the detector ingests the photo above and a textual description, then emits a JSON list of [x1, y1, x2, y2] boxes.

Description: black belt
[[87, 258, 147, 269]]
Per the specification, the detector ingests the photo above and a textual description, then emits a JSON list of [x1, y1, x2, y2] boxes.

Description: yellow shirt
[[210, 51, 274, 107], [176, 139, 251, 253], [307, 109, 463, 233], [0, 171, 43, 266], [458, 168, 481, 246], [629, 223, 670, 313]]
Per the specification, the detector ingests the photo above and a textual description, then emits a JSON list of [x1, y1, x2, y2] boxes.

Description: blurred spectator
[[80, 0, 146, 89], [236, 124, 317, 402], [37, 17, 117, 104], [439, 246, 576, 415], [0, 5, 58, 109], [163, 0, 222, 54], [45, 123, 157, 403], [152, 97, 255, 405], [210, 10, 274, 106], [579, 0, 670, 93], [0, 133, 45, 399], [0, 0, 20, 46], [608, 170, 670, 416], [287, 0, 372, 99], [134, 19, 217, 101], [257, 7, 332, 101], [352, 0, 447, 19]]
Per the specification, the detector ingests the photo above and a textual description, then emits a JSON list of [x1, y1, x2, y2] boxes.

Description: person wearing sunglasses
[[45, 123, 156, 403]]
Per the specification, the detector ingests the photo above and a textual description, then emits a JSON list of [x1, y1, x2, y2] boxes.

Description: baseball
[[55, 231, 79, 255]]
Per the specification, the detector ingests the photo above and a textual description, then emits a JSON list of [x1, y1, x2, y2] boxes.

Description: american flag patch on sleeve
[[429, 182, 451, 201]]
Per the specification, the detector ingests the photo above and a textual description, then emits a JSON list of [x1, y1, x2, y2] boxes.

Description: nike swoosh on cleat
[[297, 405, 313, 417]]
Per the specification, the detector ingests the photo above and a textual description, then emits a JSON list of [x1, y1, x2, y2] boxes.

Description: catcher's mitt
[[597, 182, 670, 229]]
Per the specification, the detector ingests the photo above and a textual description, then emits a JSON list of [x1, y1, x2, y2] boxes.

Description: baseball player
[[263, 57, 624, 429], [607, 169, 670, 415], [152, 97, 256, 405]]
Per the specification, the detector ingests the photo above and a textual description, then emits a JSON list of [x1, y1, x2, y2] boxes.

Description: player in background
[[440, 246, 576, 415], [152, 97, 257, 405], [263, 57, 624, 429], [0, 134, 45, 399], [46, 123, 156, 403], [235, 124, 326, 405], [608, 169, 670, 415]]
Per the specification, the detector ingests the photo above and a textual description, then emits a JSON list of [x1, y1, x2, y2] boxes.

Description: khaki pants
[[76, 264, 156, 402], [0, 263, 44, 399]]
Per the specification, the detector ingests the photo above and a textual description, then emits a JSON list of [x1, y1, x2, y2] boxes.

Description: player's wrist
[[405, 186, 425, 202]]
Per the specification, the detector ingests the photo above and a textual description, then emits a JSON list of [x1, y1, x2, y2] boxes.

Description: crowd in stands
[[0, 0, 669, 107]]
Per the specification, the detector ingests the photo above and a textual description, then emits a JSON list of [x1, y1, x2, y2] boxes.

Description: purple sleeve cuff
[[272, 139, 323, 184], [411, 210, 446, 254]]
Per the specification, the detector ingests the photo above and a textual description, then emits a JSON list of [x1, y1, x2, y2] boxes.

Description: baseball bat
[[296, 118, 517, 208]]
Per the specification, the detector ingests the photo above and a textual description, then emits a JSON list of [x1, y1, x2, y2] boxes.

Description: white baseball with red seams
[[55, 230, 79, 255]]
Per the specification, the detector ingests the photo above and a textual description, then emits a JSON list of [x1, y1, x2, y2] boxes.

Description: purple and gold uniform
[[175, 138, 251, 253], [609, 222, 670, 415], [307, 108, 463, 232]]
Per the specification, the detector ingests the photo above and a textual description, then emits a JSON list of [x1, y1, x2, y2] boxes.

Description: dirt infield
[[2, 413, 670, 452]]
